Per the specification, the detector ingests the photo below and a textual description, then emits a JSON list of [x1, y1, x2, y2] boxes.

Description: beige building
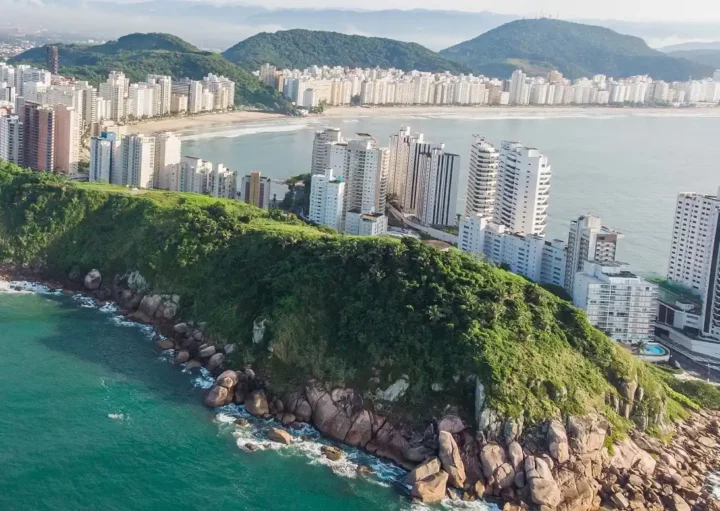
[[53, 105, 80, 175]]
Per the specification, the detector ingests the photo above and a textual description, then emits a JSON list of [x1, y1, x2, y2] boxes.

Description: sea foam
[[181, 123, 308, 141]]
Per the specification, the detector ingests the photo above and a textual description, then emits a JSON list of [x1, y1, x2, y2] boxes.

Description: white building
[[89, 132, 120, 183], [147, 74, 172, 115], [565, 215, 623, 294], [98, 71, 129, 122], [154, 131, 182, 190], [419, 147, 460, 227], [465, 135, 500, 218], [342, 137, 389, 228], [53, 105, 80, 175], [458, 213, 566, 287], [388, 126, 425, 203], [494, 141, 551, 236], [180, 156, 212, 194], [0, 114, 23, 166], [308, 168, 345, 231], [120, 134, 156, 188], [573, 261, 658, 344], [311, 128, 344, 175], [345, 211, 388, 236], [208, 164, 237, 199]]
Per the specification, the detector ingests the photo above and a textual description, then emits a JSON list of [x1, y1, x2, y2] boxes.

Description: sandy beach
[[127, 110, 286, 134]]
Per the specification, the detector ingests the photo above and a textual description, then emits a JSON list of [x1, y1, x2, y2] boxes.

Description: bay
[[183, 110, 720, 276]]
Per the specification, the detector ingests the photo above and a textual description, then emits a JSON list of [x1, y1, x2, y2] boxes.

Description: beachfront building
[[573, 261, 658, 344], [311, 128, 344, 175], [458, 213, 566, 287], [207, 164, 237, 199], [89, 132, 120, 183], [309, 168, 345, 231], [240, 171, 272, 209], [418, 147, 460, 227], [119, 134, 156, 188], [154, 131, 182, 190], [465, 135, 499, 218], [53, 105, 80, 175], [387, 126, 426, 207], [345, 211, 388, 236], [565, 215, 623, 294]]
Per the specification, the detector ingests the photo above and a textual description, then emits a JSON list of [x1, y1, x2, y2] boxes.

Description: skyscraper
[[22, 102, 55, 172], [179, 156, 212, 193], [46, 45, 59, 75], [120, 134, 156, 188], [419, 148, 460, 227], [311, 128, 344, 175], [240, 171, 272, 208], [387, 126, 425, 207], [465, 135, 500, 218], [494, 141, 551, 236], [53, 105, 80, 175], [342, 137, 389, 226], [99, 72, 129, 122], [153, 131, 182, 190], [147, 74, 172, 116], [564, 215, 623, 293], [309, 168, 345, 231], [208, 164, 237, 199], [0, 115, 24, 166], [89, 132, 120, 183]]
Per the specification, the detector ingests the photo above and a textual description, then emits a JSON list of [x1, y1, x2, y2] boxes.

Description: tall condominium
[[308, 168, 345, 231], [418, 147, 460, 227], [46, 45, 59, 75], [465, 135, 499, 218], [387, 126, 426, 206], [564, 215, 623, 294], [180, 156, 212, 194], [495, 141, 551, 236], [89, 132, 120, 183], [240, 171, 272, 208], [154, 131, 182, 190], [53, 105, 80, 175], [311, 128, 344, 175], [120, 134, 156, 188], [22, 102, 55, 172], [342, 137, 389, 224], [99, 71, 129, 122], [573, 261, 658, 344], [207, 164, 237, 199], [0, 115, 24, 166], [188, 80, 204, 114], [146, 75, 172, 116]]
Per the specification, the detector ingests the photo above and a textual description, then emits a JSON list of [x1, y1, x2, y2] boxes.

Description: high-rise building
[[240, 171, 272, 208], [465, 135, 500, 218], [419, 147, 460, 227], [153, 131, 182, 190], [147, 74, 172, 116], [179, 156, 212, 193], [311, 128, 344, 175], [46, 45, 59, 75], [0, 115, 24, 166], [120, 134, 156, 188], [573, 261, 658, 344], [99, 72, 129, 122], [207, 164, 237, 199], [89, 132, 120, 183], [53, 105, 80, 175], [309, 168, 345, 231], [22, 102, 55, 172], [564, 215, 623, 294], [188, 80, 204, 114], [342, 137, 389, 225], [387, 126, 426, 207], [494, 141, 551, 236]]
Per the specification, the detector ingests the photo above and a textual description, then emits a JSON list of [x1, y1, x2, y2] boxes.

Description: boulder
[[480, 443, 507, 479], [215, 370, 238, 389], [321, 445, 343, 461], [438, 431, 466, 489], [610, 491, 630, 509], [185, 360, 202, 370], [155, 338, 174, 351], [607, 438, 656, 476], [496, 462, 516, 489], [162, 302, 178, 320], [376, 377, 409, 402], [205, 386, 229, 407], [281, 413, 296, 427], [173, 322, 189, 334], [234, 418, 249, 426], [245, 391, 269, 417], [406, 457, 441, 485], [567, 414, 608, 455], [411, 471, 449, 505], [139, 294, 163, 318], [525, 456, 552, 481], [267, 427, 292, 445], [438, 415, 466, 434], [175, 350, 190, 363], [294, 398, 312, 422], [198, 345, 216, 358], [548, 419, 570, 464], [529, 477, 562, 507], [84, 269, 102, 290], [345, 410, 374, 448], [667, 494, 691, 511], [207, 353, 225, 372]]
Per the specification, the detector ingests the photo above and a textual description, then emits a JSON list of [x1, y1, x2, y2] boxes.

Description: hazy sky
[[232, 0, 720, 22]]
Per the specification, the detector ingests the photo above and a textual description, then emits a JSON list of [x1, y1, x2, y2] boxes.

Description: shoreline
[[4, 264, 720, 510], [126, 110, 287, 135]]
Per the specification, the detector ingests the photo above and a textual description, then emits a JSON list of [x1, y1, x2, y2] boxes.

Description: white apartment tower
[[120, 134, 156, 188], [343, 137, 389, 224], [147, 74, 172, 115], [465, 135, 500, 218], [53, 105, 80, 175], [154, 131, 182, 190], [99, 71, 129, 122], [0, 115, 24, 166], [419, 148, 460, 227], [208, 164, 237, 199], [180, 156, 213, 194], [495, 141, 551, 236], [89, 132, 120, 183], [311, 128, 344, 175], [573, 261, 658, 344], [308, 168, 345, 231], [387, 126, 425, 205], [565, 214, 623, 294]]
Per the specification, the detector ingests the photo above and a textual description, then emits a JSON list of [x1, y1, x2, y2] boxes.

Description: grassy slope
[[440, 19, 714, 81], [223, 29, 470, 74], [10, 33, 293, 113], [0, 163, 714, 433]]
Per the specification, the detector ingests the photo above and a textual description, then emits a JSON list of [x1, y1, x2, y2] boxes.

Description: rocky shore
[[5, 264, 720, 511]]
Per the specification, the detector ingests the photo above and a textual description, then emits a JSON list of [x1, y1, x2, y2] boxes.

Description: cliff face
[[3, 164, 720, 508]]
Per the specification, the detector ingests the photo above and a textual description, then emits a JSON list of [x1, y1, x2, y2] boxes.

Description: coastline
[[126, 110, 287, 135], [4, 263, 720, 510]]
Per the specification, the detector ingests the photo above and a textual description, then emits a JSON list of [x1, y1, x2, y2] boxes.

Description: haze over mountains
[[3, 0, 720, 52]]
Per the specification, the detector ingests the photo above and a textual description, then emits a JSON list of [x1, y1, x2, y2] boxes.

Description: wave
[[181, 123, 309, 141], [0, 281, 63, 295]]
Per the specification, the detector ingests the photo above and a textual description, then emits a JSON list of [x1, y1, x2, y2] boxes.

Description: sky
[[226, 0, 720, 22]]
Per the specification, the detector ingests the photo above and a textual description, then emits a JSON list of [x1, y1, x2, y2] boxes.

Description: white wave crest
[[0, 281, 63, 295], [181, 123, 308, 141]]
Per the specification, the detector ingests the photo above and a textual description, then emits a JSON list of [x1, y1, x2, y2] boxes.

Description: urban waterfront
[[183, 110, 720, 276]]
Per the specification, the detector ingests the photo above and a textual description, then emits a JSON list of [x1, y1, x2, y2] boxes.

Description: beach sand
[[127, 110, 286, 134]]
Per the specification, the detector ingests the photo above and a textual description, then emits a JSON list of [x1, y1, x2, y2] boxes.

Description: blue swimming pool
[[642, 344, 667, 356]]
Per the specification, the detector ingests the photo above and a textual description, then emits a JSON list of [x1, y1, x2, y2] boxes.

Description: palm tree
[[634, 340, 649, 356]]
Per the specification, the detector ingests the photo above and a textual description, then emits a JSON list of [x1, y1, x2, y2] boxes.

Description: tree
[[350, 94, 362, 106]]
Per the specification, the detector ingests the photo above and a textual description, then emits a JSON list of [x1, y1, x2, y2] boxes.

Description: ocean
[[182, 110, 720, 276], [2, 284, 499, 510]]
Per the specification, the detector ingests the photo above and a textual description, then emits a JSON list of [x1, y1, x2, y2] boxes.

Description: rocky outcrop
[[606, 437, 657, 476], [321, 445, 343, 461], [547, 419, 570, 464], [406, 457, 441, 485], [245, 391, 269, 417], [205, 386, 229, 407], [438, 431, 466, 489], [84, 269, 102, 290], [411, 471, 448, 504], [268, 427, 292, 445], [438, 415, 465, 434]]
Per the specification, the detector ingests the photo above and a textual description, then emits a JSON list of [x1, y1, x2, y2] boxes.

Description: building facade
[[309, 168, 345, 231], [565, 215, 623, 293], [465, 135, 500, 218]]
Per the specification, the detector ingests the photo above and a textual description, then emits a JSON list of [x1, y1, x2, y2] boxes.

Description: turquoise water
[[182, 112, 720, 276], [642, 344, 667, 356], [1, 286, 464, 511]]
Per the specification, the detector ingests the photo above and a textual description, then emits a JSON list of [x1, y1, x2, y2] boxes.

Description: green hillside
[[440, 19, 714, 80], [223, 29, 469, 73], [1, 162, 716, 436], [667, 49, 720, 69], [10, 33, 293, 113]]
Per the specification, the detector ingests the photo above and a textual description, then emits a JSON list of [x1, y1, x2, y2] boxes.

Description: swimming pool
[[642, 344, 668, 356]]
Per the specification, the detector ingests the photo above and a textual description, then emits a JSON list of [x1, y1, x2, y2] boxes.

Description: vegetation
[[439, 19, 714, 81], [1, 163, 718, 432], [667, 49, 720, 70], [222, 29, 470, 74], [10, 33, 293, 113]]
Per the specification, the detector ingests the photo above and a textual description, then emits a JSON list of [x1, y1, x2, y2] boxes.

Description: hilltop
[[440, 19, 714, 80], [222, 29, 469, 73], [10, 33, 293, 113], [666, 49, 720, 69]]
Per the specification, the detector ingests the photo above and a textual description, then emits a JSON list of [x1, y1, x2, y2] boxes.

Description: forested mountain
[[440, 19, 714, 80], [666, 49, 720, 69], [11, 33, 293, 112], [222, 29, 469, 73]]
